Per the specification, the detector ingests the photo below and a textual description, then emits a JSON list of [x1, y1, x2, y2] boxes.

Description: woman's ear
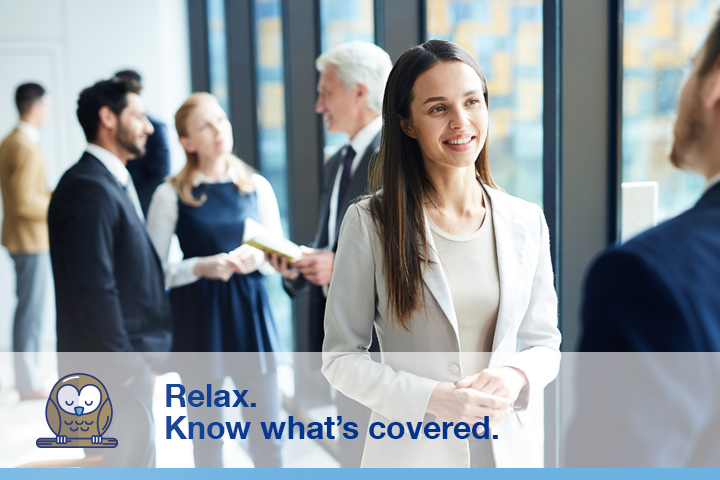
[[398, 115, 416, 139], [179, 136, 195, 153]]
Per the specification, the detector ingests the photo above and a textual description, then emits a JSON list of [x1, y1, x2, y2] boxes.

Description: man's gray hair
[[316, 41, 392, 114]]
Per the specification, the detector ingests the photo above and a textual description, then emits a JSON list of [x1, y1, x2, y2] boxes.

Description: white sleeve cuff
[[166, 257, 200, 288]]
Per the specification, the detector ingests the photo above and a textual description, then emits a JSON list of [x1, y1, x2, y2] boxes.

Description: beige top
[[427, 189, 500, 376], [0, 128, 52, 253]]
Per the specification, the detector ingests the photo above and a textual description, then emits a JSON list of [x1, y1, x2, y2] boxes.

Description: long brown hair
[[369, 39, 497, 329], [171, 92, 254, 206]]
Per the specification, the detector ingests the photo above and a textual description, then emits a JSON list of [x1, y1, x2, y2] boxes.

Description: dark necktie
[[336, 145, 356, 228]]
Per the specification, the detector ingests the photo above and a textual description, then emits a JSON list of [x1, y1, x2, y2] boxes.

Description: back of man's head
[[77, 78, 130, 142], [316, 41, 392, 114], [114, 69, 143, 95], [699, 12, 720, 76], [15, 83, 46, 117]]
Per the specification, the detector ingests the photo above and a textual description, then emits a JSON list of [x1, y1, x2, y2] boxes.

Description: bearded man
[[47, 77, 171, 467], [567, 14, 720, 467]]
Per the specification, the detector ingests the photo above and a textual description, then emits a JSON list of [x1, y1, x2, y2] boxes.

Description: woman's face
[[401, 61, 488, 173], [180, 100, 233, 161]]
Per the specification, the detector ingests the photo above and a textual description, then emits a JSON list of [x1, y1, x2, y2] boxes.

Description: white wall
[[0, 0, 192, 351]]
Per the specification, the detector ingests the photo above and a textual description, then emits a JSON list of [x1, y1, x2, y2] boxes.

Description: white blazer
[[322, 186, 561, 468]]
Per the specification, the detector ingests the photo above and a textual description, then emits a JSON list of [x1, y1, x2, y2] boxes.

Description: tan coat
[[0, 128, 52, 253]]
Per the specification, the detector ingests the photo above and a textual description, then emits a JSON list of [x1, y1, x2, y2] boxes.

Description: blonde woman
[[146, 93, 283, 467]]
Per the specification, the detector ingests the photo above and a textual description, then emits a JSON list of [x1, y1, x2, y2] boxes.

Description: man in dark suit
[[566, 16, 720, 467], [114, 69, 171, 217], [48, 78, 171, 467], [268, 41, 391, 351], [267, 41, 392, 467]]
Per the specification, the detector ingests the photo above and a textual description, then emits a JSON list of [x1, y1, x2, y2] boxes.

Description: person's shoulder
[[485, 185, 544, 228], [153, 179, 178, 200], [343, 197, 375, 229], [351, 196, 373, 214], [250, 173, 272, 190], [588, 217, 683, 288], [619, 204, 707, 260], [54, 157, 113, 200], [0, 129, 34, 153]]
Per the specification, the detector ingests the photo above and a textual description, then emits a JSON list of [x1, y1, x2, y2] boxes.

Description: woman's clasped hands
[[427, 366, 529, 428], [193, 245, 266, 281]]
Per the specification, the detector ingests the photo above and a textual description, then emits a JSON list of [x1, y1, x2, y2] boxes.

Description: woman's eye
[[467, 98, 480, 106], [430, 105, 445, 113]]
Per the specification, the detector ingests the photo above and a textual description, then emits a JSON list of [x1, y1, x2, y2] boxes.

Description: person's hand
[[265, 251, 300, 280], [294, 249, 334, 286], [455, 367, 529, 407], [230, 244, 265, 274], [426, 382, 512, 427], [193, 253, 244, 281]]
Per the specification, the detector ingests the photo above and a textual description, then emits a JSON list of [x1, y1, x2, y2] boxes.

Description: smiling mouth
[[444, 136, 474, 145]]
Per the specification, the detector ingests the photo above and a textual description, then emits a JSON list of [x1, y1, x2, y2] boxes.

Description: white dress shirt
[[327, 115, 382, 247], [146, 169, 283, 288], [86, 143, 144, 222], [705, 171, 720, 193], [17, 121, 40, 144]]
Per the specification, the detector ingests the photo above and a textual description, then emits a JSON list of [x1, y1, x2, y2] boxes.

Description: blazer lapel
[[422, 214, 460, 338], [83, 153, 164, 269], [485, 187, 528, 351]]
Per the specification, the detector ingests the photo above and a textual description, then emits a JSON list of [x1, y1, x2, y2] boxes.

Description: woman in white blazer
[[322, 40, 561, 468]]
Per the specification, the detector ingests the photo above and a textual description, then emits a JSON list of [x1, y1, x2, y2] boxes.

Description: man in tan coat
[[0, 82, 52, 400]]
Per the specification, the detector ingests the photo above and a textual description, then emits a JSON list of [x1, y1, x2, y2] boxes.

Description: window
[[427, 0, 544, 206], [319, 0, 376, 151], [621, 0, 720, 240], [254, 0, 292, 349], [207, 0, 229, 113]]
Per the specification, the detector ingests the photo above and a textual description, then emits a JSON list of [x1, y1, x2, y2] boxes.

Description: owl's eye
[[57, 385, 80, 414], [78, 385, 102, 415]]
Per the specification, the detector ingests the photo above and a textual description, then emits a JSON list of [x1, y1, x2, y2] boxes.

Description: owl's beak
[[74, 406, 84, 416]]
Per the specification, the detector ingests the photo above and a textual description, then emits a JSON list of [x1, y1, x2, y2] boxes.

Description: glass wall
[[254, 0, 292, 349], [427, 0, 544, 206], [319, 0, 376, 152], [207, 0, 229, 113], [621, 0, 720, 239]]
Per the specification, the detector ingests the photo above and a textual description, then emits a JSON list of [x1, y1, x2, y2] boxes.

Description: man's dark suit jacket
[[48, 152, 172, 379], [126, 115, 171, 216], [565, 182, 720, 467], [284, 132, 380, 352]]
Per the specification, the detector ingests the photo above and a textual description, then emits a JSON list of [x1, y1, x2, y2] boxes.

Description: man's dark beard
[[116, 126, 145, 159]]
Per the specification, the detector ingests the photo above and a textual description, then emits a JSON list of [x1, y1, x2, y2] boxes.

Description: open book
[[242, 217, 303, 261]]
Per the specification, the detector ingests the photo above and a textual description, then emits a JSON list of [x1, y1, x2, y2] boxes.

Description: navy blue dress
[[169, 181, 283, 467], [170, 182, 279, 356]]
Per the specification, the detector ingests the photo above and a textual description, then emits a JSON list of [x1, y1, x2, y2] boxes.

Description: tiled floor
[[0, 353, 338, 468]]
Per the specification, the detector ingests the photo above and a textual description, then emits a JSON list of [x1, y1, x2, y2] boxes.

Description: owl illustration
[[45, 373, 113, 445]]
